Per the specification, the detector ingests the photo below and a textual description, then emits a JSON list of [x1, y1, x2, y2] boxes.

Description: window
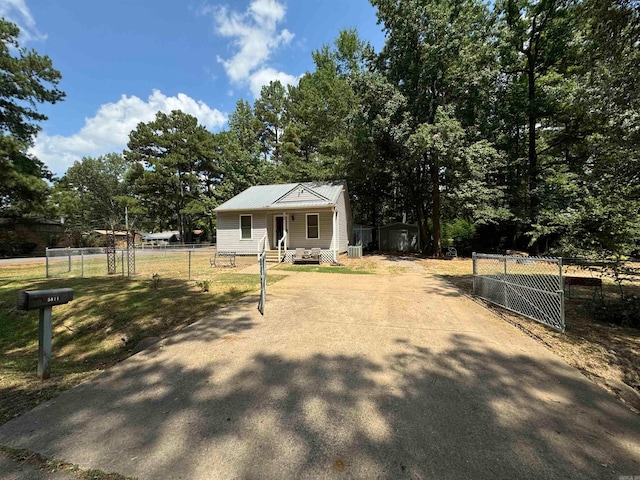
[[240, 215, 252, 239], [306, 214, 319, 239]]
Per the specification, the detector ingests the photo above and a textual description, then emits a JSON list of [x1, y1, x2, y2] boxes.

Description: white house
[[214, 181, 352, 263]]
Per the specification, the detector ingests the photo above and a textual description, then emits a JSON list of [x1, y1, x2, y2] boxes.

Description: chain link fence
[[473, 253, 565, 332], [44, 245, 257, 281]]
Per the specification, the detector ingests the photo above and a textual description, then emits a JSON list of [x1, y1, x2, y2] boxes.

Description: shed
[[379, 223, 420, 252], [352, 224, 374, 247]]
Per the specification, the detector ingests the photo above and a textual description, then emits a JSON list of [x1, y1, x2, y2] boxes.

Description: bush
[[196, 280, 211, 292], [442, 219, 476, 256], [589, 296, 640, 328], [0, 233, 37, 257]]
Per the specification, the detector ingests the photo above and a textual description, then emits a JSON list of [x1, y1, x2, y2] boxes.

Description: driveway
[[1, 258, 639, 479]]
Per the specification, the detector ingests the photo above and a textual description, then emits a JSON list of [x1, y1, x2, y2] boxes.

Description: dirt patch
[[419, 257, 640, 412]]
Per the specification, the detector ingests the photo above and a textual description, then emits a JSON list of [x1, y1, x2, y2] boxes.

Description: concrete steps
[[265, 250, 283, 263]]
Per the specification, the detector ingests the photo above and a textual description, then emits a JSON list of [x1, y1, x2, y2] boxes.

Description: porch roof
[[214, 181, 345, 212]]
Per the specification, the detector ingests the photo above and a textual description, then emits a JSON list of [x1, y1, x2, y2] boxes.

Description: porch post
[[333, 207, 338, 263], [284, 212, 288, 251]]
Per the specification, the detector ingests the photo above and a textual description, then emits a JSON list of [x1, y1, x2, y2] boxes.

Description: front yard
[[0, 261, 284, 425]]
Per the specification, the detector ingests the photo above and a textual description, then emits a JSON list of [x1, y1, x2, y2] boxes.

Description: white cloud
[[204, 0, 298, 96], [249, 67, 299, 97], [30, 89, 227, 176], [0, 0, 46, 42]]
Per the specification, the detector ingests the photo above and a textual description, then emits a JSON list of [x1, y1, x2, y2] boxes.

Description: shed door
[[393, 229, 410, 252]]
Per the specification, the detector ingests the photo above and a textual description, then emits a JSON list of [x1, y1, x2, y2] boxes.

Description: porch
[[263, 209, 340, 263], [264, 248, 336, 264]]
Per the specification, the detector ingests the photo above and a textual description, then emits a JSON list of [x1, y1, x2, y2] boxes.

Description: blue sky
[[1, 0, 385, 176]]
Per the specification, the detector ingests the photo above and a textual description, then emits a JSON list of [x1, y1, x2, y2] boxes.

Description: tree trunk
[[527, 55, 537, 222], [417, 204, 430, 253], [431, 162, 441, 257]]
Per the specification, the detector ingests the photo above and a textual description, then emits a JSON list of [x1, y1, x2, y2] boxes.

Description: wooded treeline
[[2, 0, 639, 257]]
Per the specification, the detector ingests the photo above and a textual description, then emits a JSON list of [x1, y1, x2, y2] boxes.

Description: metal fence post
[[188, 250, 192, 280], [558, 257, 565, 331], [67, 247, 71, 273], [81, 251, 84, 278], [558, 257, 564, 292], [472, 252, 477, 294], [503, 255, 508, 309], [121, 250, 125, 277], [558, 289, 566, 332], [45, 248, 49, 278]]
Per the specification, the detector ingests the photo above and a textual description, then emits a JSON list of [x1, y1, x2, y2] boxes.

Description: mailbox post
[[17, 288, 73, 380]]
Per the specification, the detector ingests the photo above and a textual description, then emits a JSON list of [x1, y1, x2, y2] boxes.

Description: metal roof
[[214, 181, 346, 212], [143, 231, 181, 240]]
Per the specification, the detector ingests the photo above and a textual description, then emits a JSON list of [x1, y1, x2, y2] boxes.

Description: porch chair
[[310, 248, 321, 263], [293, 248, 307, 264]]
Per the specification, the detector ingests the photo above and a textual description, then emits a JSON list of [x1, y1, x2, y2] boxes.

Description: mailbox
[[17, 288, 73, 311], [17, 288, 73, 380]]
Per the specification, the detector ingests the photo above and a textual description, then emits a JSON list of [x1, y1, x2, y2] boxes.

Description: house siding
[[288, 208, 333, 249], [276, 186, 326, 204], [217, 212, 267, 253], [336, 189, 350, 252]]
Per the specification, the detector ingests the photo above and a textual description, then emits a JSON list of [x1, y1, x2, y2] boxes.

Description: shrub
[[442, 219, 476, 256], [589, 296, 640, 328], [196, 280, 210, 292]]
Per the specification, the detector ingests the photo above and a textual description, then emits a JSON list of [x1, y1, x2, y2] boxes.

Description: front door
[[274, 215, 286, 247]]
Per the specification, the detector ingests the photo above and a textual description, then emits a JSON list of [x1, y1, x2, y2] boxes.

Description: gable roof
[[214, 181, 346, 212]]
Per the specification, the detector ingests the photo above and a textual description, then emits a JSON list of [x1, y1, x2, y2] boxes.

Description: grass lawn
[[276, 264, 373, 274], [0, 261, 284, 425], [276, 257, 377, 274], [421, 257, 640, 411]]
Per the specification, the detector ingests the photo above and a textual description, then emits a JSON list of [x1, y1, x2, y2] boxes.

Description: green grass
[[0, 260, 284, 425], [277, 265, 373, 274]]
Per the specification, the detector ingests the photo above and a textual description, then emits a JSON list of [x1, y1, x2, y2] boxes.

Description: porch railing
[[278, 231, 288, 263], [257, 234, 267, 261]]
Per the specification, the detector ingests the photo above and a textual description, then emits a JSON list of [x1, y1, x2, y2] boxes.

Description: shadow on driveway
[[0, 272, 639, 479]]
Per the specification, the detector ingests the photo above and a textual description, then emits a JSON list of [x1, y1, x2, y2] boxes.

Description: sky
[[1, 0, 386, 176]]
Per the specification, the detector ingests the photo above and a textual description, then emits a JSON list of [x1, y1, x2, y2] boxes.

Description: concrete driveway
[[1, 257, 639, 479]]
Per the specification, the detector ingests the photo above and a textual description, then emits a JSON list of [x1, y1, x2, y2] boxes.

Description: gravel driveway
[[1, 257, 639, 479]]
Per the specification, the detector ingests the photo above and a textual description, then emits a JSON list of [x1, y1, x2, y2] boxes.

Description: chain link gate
[[473, 253, 565, 331]]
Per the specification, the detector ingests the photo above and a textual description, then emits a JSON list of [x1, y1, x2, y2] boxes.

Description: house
[[141, 231, 181, 245], [0, 217, 70, 257], [214, 181, 352, 263], [93, 230, 141, 247]]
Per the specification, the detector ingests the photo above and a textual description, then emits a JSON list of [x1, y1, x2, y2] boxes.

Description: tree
[[546, 0, 640, 257], [254, 81, 288, 165], [52, 153, 131, 245], [125, 111, 215, 242], [370, 0, 499, 253], [495, 0, 579, 249], [0, 19, 65, 217]]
